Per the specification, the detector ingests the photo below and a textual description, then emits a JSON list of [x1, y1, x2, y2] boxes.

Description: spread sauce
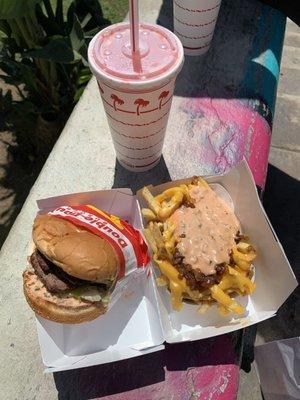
[[25, 271, 91, 308], [170, 186, 240, 276]]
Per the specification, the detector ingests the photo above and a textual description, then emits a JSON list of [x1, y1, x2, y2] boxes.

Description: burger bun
[[32, 214, 119, 283]]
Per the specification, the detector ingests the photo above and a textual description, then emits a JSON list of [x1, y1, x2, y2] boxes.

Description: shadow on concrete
[[53, 350, 165, 400], [264, 164, 300, 274], [257, 164, 300, 341], [157, 0, 283, 123], [0, 134, 44, 247], [53, 333, 242, 399], [259, 0, 300, 25], [241, 164, 300, 373], [112, 156, 171, 192]]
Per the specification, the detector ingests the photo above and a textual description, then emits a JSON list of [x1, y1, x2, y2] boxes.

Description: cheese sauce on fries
[[141, 178, 257, 316], [170, 185, 240, 275]]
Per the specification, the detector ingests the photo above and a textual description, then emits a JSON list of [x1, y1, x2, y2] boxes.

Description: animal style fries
[[142, 178, 256, 316]]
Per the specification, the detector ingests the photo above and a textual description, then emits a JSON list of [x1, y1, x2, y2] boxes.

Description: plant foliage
[[0, 0, 110, 153]]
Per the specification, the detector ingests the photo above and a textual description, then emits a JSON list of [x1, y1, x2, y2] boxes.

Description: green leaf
[[74, 0, 108, 28], [69, 14, 84, 51], [24, 37, 79, 63], [0, 87, 12, 108], [70, 285, 106, 302], [42, 0, 55, 20], [77, 72, 91, 85], [0, 20, 11, 36], [80, 13, 92, 29], [1, 37, 19, 52], [0, 0, 42, 20], [0, 73, 17, 84], [69, 14, 87, 61], [74, 85, 84, 102], [55, 0, 64, 27], [35, 3, 63, 36], [0, 58, 37, 90], [66, 2, 75, 34], [83, 27, 99, 38]]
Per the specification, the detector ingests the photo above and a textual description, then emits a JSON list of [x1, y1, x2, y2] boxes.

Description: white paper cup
[[88, 23, 184, 172], [173, 0, 222, 56], [95, 76, 178, 172]]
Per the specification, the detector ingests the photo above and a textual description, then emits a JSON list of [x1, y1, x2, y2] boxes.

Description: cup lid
[[89, 23, 182, 82]]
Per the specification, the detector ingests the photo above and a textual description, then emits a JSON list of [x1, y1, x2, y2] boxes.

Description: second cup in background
[[173, 0, 222, 56]]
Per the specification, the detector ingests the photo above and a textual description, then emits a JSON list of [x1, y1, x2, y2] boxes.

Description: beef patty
[[30, 250, 89, 294], [172, 249, 227, 290]]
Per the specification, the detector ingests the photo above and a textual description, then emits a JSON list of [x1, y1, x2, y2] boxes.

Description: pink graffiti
[[180, 98, 271, 188], [96, 364, 239, 400]]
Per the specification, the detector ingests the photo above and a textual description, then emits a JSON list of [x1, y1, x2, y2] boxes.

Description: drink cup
[[88, 22, 184, 172], [173, 0, 222, 56]]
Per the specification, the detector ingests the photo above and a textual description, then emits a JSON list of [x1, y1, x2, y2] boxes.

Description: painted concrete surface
[[156, 0, 285, 190], [0, 1, 296, 400], [238, 367, 263, 400]]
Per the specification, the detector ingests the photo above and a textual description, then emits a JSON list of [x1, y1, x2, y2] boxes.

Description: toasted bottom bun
[[23, 270, 106, 324]]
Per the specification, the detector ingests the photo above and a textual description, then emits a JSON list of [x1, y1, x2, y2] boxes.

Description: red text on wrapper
[[49, 205, 149, 279]]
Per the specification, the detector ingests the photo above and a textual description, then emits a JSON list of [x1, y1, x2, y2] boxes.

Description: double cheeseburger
[[23, 214, 119, 324]]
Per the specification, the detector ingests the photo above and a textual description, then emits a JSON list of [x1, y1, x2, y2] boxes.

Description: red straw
[[129, 0, 139, 54]]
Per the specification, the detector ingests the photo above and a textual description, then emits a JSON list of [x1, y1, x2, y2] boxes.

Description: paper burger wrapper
[[173, 0, 222, 56], [34, 192, 150, 313]]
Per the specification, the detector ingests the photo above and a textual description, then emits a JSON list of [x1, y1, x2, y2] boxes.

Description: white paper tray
[[34, 160, 297, 372]]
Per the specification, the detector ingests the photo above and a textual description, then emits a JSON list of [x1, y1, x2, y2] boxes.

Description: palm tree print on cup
[[158, 91, 169, 109], [111, 94, 124, 111], [134, 98, 150, 115], [97, 83, 104, 94]]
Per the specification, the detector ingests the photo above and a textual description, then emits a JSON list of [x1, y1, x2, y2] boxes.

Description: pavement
[[256, 17, 300, 344], [268, 18, 300, 180], [0, 1, 299, 400]]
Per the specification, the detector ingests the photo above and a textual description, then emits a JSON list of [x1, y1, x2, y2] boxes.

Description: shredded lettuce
[[101, 279, 115, 287], [70, 285, 106, 302], [101, 294, 110, 306]]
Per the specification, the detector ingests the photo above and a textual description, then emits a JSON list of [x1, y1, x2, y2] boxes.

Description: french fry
[[232, 246, 256, 271], [154, 188, 184, 219], [189, 176, 210, 189], [162, 221, 176, 259], [220, 267, 256, 295], [218, 305, 231, 316], [179, 184, 195, 206], [210, 285, 244, 315], [237, 241, 253, 253], [198, 302, 210, 314], [143, 228, 158, 254], [165, 236, 176, 259], [149, 222, 168, 259], [141, 208, 158, 221], [156, 275, 168, 287], [142, 187, 161, 215]]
